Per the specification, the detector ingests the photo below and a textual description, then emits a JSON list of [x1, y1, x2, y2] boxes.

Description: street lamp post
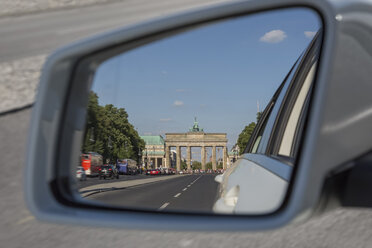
[[153, 147, 155, 169], [138, 149, 142, 174], [234, 149, 238, 162]]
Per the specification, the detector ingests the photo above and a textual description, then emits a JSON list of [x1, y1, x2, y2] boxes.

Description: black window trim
[[266, 32, 321, 159], [244, 57, 300, 154], [290, 84, 313, 158], [253, 53, 305, 155]]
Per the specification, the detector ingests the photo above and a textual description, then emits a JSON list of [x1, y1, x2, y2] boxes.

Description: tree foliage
[[82, 91, 145, 163], [205, 162, 212, 170], [181, 160, 187, 170], [191, 161, 202, 170], [237, 122, 256, 155], [235, 111, 264, 155]]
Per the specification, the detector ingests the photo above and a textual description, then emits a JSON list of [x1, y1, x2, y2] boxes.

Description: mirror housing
[[25, 0, 372, 231]]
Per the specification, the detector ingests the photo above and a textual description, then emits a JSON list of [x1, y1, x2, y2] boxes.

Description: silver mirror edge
[[25, 0, 344, 231]]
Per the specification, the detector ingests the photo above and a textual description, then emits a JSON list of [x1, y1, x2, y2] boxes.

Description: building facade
[[140, 119, 231, 171], [140, 135, 165, 169]]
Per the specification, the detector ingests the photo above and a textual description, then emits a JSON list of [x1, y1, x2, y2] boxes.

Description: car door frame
[[236, 33, 321, 214]]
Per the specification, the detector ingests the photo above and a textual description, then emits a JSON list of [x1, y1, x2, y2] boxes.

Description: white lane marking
[[159, 202, 170, 210], [174, 193, 181, 198], [191, 175, 202, 184], [182, 188, 187, 191], [16, 215, 34, 225], [187, 185, 191, 187]]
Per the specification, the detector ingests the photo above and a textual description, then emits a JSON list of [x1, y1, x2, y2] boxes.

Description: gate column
[[212, 146, 217, 170], [223, 146, 228, 169], [176, 146, 181, 171], [201, 146, 206, 170], [165, 145, 170, 168], [186, 146, 191, 170]]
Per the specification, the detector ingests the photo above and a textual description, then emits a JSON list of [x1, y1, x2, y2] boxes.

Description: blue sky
[[92, 7, 320, 151]]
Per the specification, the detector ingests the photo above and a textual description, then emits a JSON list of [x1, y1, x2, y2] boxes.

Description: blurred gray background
[[1, 0, 372, 247]]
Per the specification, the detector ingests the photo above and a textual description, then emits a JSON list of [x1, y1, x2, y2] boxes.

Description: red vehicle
[[81, 152, 103, 176], [149, 169, 160, 175]]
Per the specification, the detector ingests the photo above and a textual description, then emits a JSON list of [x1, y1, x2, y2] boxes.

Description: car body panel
[[214, 157, 288, 214]]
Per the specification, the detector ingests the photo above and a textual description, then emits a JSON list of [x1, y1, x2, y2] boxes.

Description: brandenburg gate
[[165, 118, 228, 171]]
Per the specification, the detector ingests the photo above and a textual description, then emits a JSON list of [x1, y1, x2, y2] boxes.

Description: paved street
[[0, 0, 227, 62], [76, 173, 157, 189], [86, 175, 218, 212]]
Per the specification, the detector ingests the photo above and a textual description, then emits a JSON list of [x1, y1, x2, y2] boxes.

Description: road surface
[[86, 174, 218, 212], [0, 0, 227, 62], [76, 173, 158, 188]]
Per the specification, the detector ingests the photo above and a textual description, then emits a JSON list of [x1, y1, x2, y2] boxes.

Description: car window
[[255, 56, 303, 154], [278, 62, 317, 156], [246, 56, 302, 155], [250, 109, 271, 153], [266, 34, 320, 162], [251, 136, 262, 153]]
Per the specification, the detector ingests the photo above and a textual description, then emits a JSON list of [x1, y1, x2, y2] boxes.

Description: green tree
[[237, 122, 256, 155], [191, 161, 202, 170], [82, 91, 145, 163], [82, 92, 104, 154], [205, 162, 212, 170], [181, 160, 187, 170]]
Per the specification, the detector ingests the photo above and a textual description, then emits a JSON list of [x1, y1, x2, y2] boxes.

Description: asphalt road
[[76, 173, 158, 189], [0, 0, 226, 62], [87, 174, 218, 212]]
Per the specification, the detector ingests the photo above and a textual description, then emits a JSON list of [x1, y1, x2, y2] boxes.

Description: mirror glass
[[72, 7, 321, 214]]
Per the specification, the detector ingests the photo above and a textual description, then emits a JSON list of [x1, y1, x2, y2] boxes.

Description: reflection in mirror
[[73, 7, 321, 215]]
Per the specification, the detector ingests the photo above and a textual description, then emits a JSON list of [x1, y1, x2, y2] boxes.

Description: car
[[168, 168, 176, 175], [24, 0, 372, 235], [214, 32, 320, 214], [158, 168, 166, 175], [110, 164, 120, 179], [149, 169, 160, 175], [98, 165, 119, 180], [76, 166, 87, 181]]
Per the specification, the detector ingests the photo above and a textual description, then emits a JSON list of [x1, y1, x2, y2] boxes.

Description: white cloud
[[159, 118, 172, 122], [260, 30, 287, 43], [173, 100, 184, 107], [304, 31, 316, 38]]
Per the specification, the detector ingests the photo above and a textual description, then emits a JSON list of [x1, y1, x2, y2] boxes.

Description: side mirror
[[25, 0, 372, 231]]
